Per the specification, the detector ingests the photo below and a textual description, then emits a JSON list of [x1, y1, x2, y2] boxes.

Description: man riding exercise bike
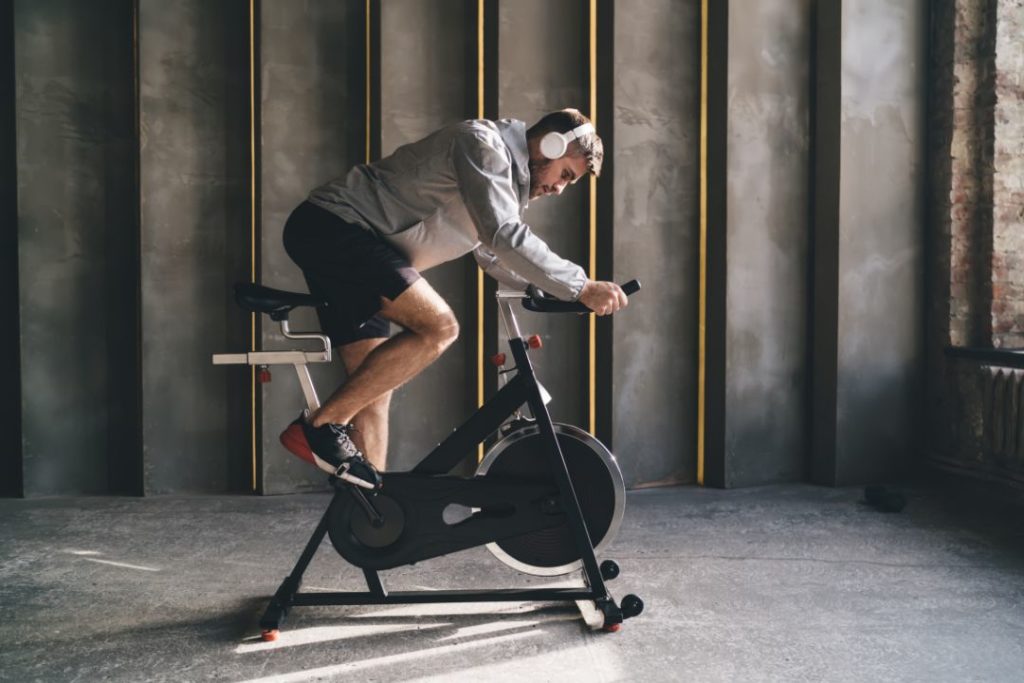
[[279, 108, 628, 487]]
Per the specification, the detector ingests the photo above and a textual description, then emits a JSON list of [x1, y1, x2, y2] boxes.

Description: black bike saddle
[[234, 282, 326, 320]]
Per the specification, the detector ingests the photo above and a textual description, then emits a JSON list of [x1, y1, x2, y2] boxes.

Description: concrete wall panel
[[836, 0, 925, 483], [725, 0, 811, 487], [380, 0, 472, 472], [498, 0, 589, 427], [15, 0, 136, 495], [612, 0, 700, 487], [258, 0, 354, 493], [138, 0, 250, 493]]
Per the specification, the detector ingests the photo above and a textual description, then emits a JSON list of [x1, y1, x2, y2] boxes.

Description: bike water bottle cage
[[540, 122, 595, 160], [234, 282, 327, 321]]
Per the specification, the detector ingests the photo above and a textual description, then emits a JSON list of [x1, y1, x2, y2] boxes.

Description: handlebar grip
[[621, 279, 641, 296], [522, 279, 642, 314]]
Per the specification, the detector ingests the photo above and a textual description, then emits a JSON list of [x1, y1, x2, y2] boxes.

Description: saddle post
[[211, 290, 332, 413]]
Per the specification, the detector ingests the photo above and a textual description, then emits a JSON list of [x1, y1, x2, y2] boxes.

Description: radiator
[[985, 367, 1024, 467]]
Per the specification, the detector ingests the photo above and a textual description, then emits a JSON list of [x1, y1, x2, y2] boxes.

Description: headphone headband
[[564, 123, 594, 142]]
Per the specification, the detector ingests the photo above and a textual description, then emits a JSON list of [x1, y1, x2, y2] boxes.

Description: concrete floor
[[1, 482, 1023, 682]]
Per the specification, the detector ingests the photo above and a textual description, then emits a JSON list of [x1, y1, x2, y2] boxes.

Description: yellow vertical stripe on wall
[[697, 0, 708, 486], [588, 0, 597, 435], [478, 0, 485, 117], [366, 0, 372, 164], [250, 0, 258, 492]]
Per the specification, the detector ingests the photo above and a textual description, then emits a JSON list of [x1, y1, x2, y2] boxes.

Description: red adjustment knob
[[490, 352, 507, 367], [258, 367, 272, 383], [527, 334, 543, 349]]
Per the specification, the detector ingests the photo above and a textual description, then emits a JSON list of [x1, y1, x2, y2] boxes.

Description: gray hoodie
[[306, 118, 587, 301]]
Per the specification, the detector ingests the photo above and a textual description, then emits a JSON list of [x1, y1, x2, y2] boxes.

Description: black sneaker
[[280, 411, 382, 489]]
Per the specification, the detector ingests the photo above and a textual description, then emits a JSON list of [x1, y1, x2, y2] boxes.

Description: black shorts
[[282, 201, 420, 345]]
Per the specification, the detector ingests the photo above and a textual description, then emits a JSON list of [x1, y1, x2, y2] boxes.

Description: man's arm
[[472, 246, 626, 316], [452, 129, 587, 301], [472, 245, 530, 290]]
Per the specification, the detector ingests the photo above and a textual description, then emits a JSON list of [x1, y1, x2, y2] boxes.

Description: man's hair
[[526, 108, 604, 177]]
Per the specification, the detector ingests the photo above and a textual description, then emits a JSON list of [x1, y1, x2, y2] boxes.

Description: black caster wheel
[[621, 594, 644, 619], [600, 560, 620, 581]]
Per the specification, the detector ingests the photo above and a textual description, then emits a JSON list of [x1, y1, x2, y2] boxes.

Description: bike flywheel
[[477, 423, 625, 576]]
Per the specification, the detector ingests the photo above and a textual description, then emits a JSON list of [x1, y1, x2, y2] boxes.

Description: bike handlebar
[[522, 279, 641, 314]]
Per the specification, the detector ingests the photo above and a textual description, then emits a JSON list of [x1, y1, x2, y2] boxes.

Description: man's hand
[[578, 280, 628, 316]]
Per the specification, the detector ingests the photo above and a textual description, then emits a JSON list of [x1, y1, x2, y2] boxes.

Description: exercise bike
[[213, 279, 644, 639]]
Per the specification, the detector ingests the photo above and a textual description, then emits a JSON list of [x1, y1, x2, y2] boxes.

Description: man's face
[[527, 152, 588, 200]]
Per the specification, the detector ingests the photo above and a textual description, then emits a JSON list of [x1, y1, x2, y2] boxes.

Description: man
[[280, 108, 627, 487]]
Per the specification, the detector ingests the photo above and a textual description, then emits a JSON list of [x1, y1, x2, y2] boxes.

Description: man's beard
[[527, 157, 551, 199]]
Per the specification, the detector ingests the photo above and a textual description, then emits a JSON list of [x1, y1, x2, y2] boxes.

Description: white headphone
[[539, 123, 595, 160]]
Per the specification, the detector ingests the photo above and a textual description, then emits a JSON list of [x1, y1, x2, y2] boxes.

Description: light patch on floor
[[233, 630, 545, 683], [82, 558, 161, 572], [61, 548, 161, 572], [235, 622, 450, 654], [403, 641, 626, 683], [436, 614, 578, 641]]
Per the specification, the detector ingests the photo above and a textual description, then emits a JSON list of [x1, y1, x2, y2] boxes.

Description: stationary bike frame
[[214, 290, 631, 635]]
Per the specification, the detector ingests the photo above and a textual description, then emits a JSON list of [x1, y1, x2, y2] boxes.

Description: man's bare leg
[[338, 338, 391, 471], [312, 278, 458, 433]]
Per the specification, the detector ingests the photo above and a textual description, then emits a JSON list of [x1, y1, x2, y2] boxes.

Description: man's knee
[[427, 313, 459, 351], [380, 279, 459, 351], [399, 304, 458, 352]]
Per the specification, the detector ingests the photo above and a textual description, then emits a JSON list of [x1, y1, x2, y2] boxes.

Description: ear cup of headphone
[[540, 131, 568, 160]]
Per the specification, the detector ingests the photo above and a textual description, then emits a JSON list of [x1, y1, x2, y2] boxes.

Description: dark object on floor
[[864, 485, 907, 513]]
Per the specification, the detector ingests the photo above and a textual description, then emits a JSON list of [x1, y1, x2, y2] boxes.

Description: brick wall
[[948, 0, 996, 348], [935, 0, 1022, 349], [992, 0, 1024, 347], [927, 0, 1024, 486]]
